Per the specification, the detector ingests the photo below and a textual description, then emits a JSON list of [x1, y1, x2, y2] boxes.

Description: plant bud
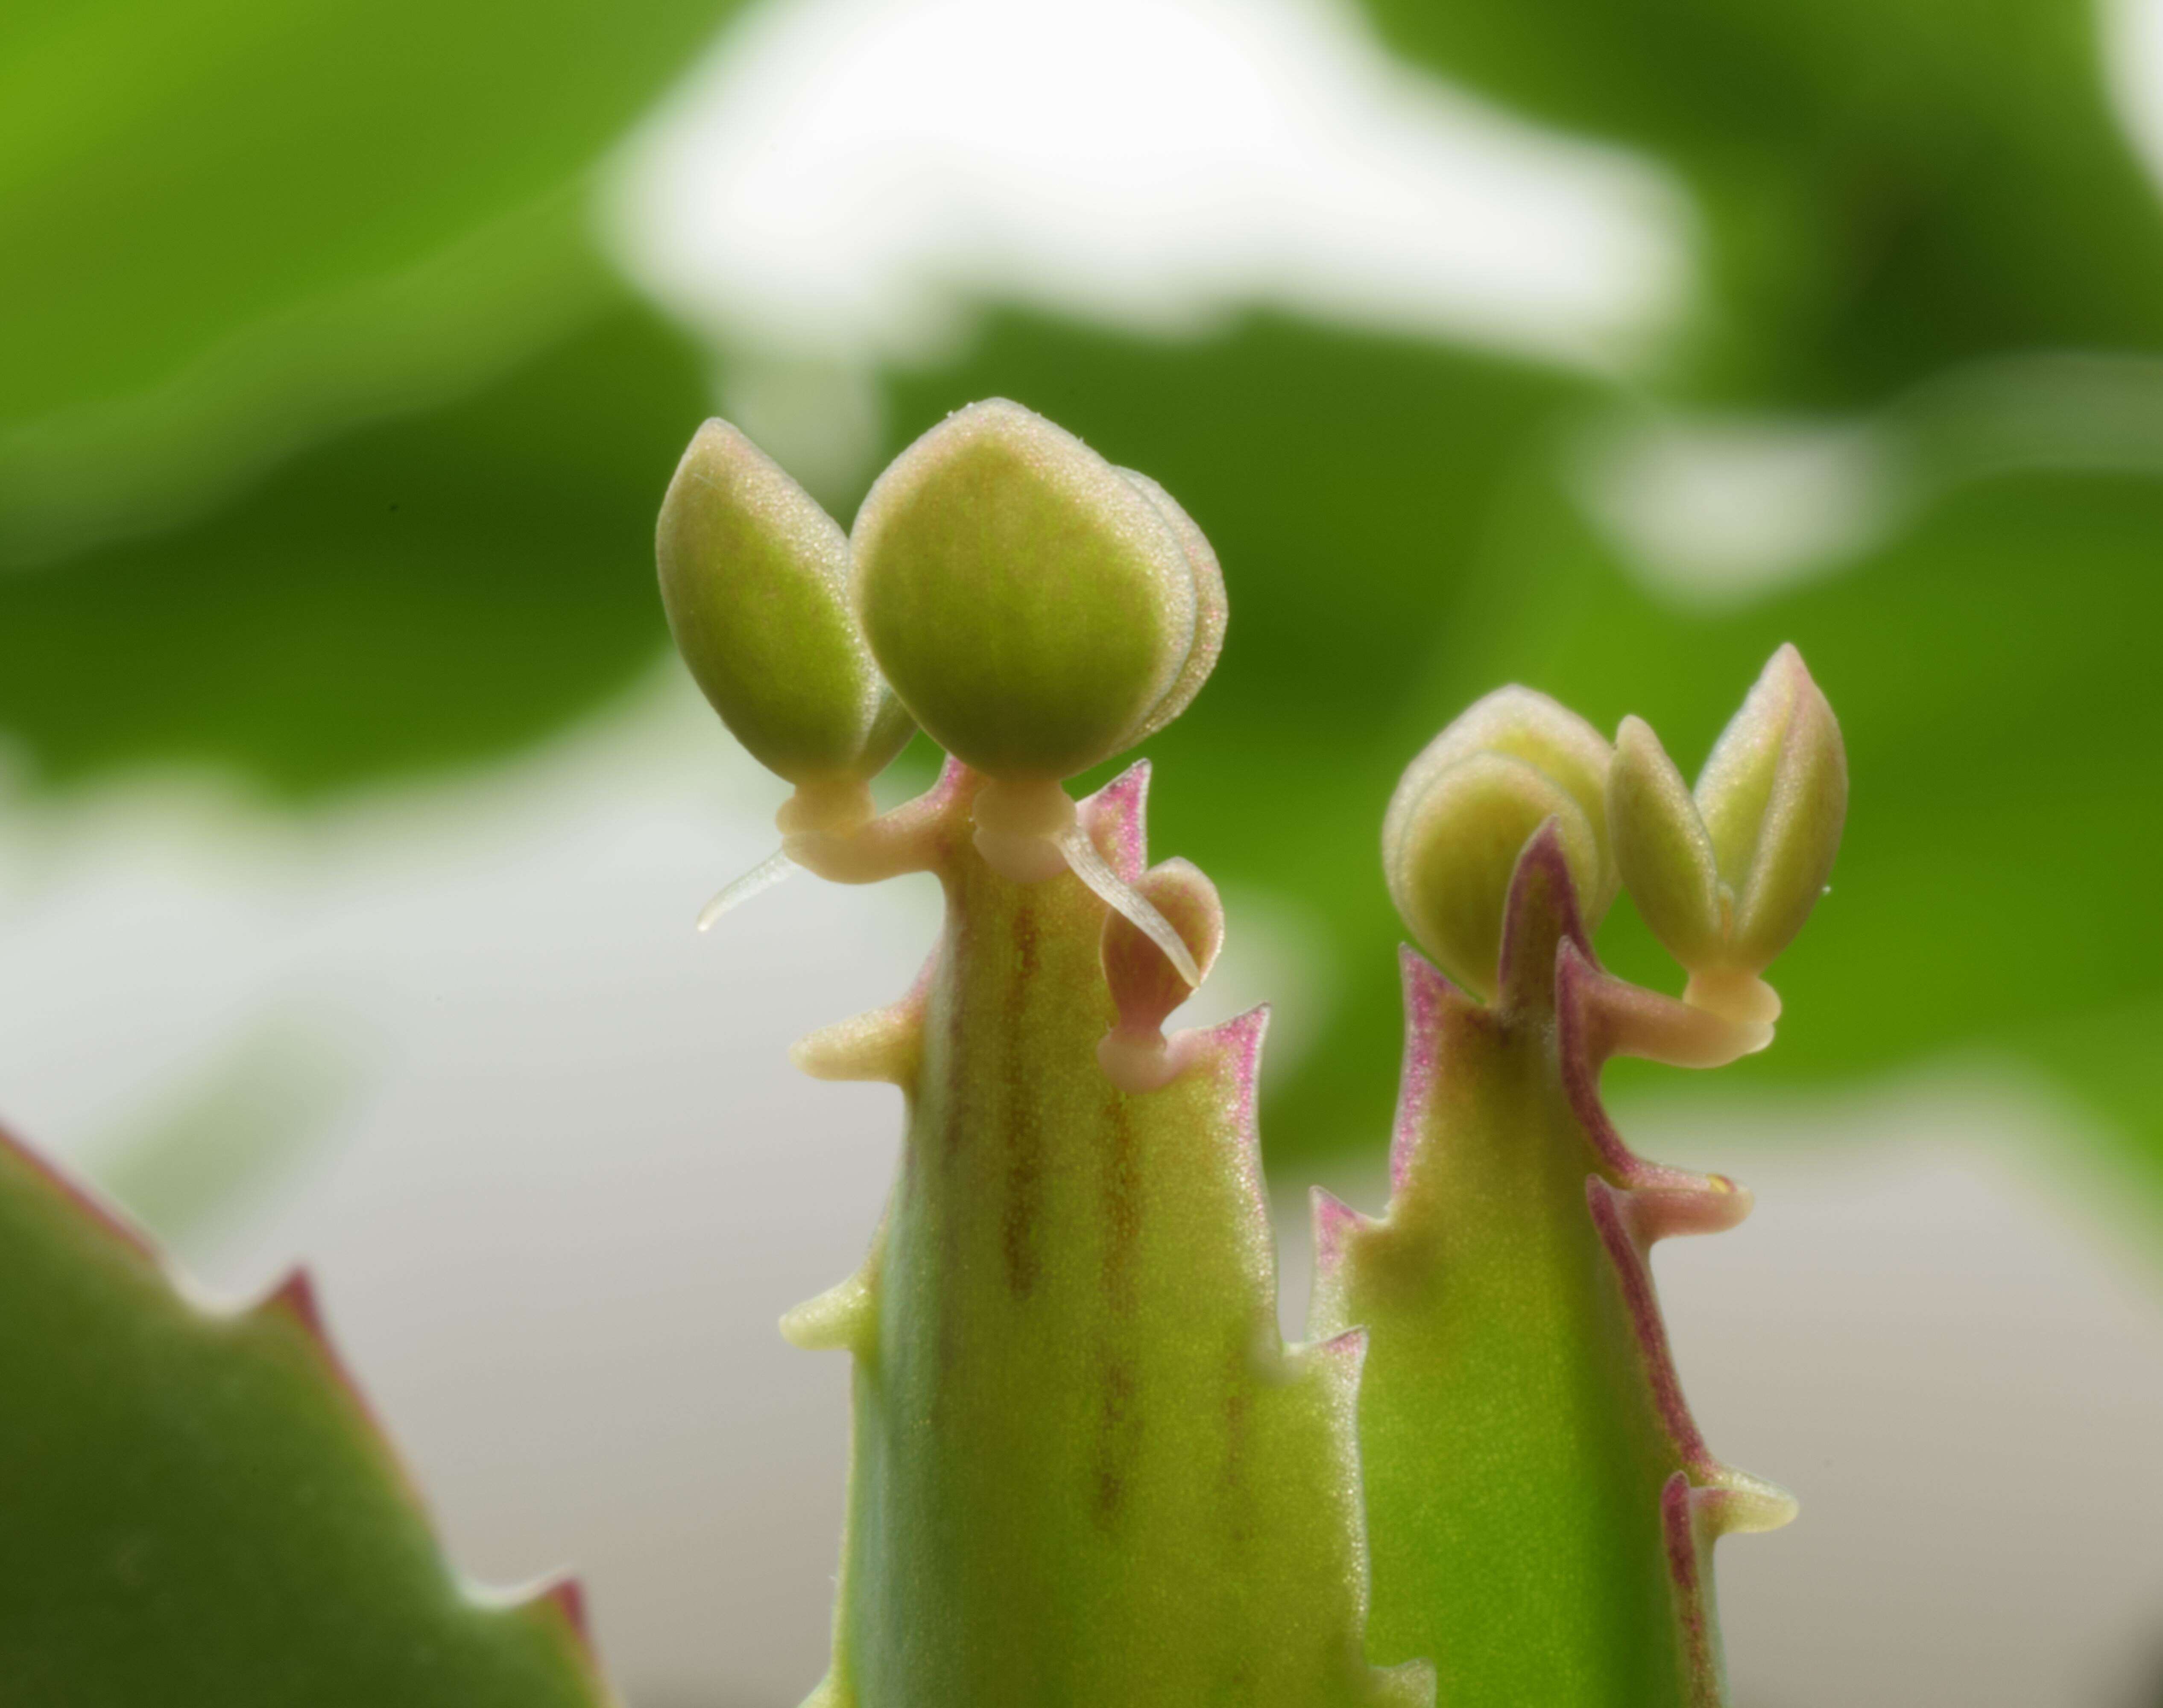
[[850, 400, 1222, 781], [1607, 715, 1724, 968], [1383, 687, 1613, 1002], [1098, 859, 1224, 1093], [1606, 645, 1847, 1023], [658, 420, 912, 809]]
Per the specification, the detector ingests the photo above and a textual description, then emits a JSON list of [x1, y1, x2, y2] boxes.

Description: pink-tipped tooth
[[255, 1266, 429, 1513], [536, 1572, 597, 1658], [1080, 759, 1152, 883], [1177, 1006, 1275, 1263], [1495, 821, 1592, 1016], [1310, 1187, 1373, 1279], [1388, 947, 1479, 1193]]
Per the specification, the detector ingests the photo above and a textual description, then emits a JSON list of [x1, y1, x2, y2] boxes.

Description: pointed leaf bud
[[1609, 646, 1847, 1025], [658, 421, 912, 810], [1607, 714, 1724, 967], [1384, 750, 1603, 1003], [851, 400, 1221, 782], [1705, 644, 1847, 969]]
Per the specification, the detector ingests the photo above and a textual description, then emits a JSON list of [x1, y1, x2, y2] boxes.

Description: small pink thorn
[[263, 1266, 328, 1342], [1495, 820, 1592, 1015], [1310, 1324, 1368, 1368], [536, 1572, 597, 1657], [1310, 1187, 1370, 1276], [1389, 947, 1476, 1192], [1200, 1004, 1269, 1141], [1080, 760, 1151, 883], [255, 1266, 429, 1512]]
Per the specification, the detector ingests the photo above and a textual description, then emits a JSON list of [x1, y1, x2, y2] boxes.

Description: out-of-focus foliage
[[0, 305, 703, 792], [1361, 0, 2163, 405], [0, 1132, 609, 1705], [0, 0, 735, 566]]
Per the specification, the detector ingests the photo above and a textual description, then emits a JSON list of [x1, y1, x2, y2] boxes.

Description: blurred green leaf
[[1356, 0, 2163, 406], [0, 301, 706, 793], [0, 1128, 611, 1705], [0, 0, 737, 562], [881, 308, 2163, 1201]]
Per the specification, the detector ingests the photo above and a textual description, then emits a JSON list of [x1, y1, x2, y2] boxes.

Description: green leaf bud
[[1382, 690, 1615, 998], [850, 399, 1222, 781], [658, 420, 912, 813], [1704, 643, 1847, 971], [1384, 746, 1605, 1004], [1608, 714, 1725, 967], [1607, 646, 1847, 1025]]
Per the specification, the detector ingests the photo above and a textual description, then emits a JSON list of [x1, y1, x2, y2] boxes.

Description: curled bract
[[1383, 688, 1613, 1002], [658, 419, 913, 836], [1097, 859, 1225, 1093], [1607, 644, 1847, 1025]]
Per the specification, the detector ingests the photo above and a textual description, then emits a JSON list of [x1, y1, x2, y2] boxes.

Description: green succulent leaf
[[0, 1128, 613, 1706], [1608, 714, 1725, 969]]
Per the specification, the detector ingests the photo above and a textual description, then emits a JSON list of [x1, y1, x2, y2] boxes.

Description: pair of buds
[[658, 399, 1226, 986], [1384, 646, 1847, 1038]]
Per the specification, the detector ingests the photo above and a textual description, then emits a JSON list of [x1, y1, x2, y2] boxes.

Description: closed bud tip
[[1384, 689, 1613, 1001], [850, 399, 1222, 783], [658, 420, 912, 798]]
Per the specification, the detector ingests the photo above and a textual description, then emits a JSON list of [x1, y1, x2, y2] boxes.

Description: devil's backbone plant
[[0, 398, 1842, 1707], [656, 400, 1847, 1708]]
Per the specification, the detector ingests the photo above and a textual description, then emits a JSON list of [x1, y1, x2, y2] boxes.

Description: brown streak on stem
[[1001, 902, 1042, 1299]]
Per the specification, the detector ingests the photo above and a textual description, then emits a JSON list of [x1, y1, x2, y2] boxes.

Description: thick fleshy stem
[[1312, 825, 1791, 1708], [780, 760, 1424, 1708], [972, 775, 1204, 987]]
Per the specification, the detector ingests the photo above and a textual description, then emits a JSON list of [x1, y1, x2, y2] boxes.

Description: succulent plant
[[663, 399, 1848, 1706], [0, 397, 1844, 1707]]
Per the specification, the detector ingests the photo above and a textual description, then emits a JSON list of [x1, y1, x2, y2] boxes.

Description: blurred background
[[5, 0, 2163, 1701]]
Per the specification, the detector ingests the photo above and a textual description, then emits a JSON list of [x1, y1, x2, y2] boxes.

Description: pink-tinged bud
[[1097, 860, 1224, 1092]]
